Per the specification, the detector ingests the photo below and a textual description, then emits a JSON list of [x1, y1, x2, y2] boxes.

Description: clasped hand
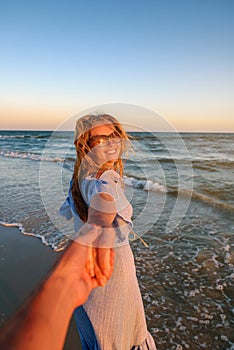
[[76, 223, 115, 287]]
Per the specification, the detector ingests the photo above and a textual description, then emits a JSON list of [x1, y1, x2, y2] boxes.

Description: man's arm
[[0, 241, 114, 350]]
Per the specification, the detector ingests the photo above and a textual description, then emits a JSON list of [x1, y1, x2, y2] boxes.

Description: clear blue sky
[[1, 0, 234, 131]]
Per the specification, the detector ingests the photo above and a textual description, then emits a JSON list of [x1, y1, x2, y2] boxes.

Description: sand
[[0, 224, 82, 349]]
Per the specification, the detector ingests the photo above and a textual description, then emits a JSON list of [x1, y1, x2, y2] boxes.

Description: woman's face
[[88, 124, 122, 166]]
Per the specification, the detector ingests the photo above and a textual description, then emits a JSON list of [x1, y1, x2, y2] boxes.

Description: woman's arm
[[82, 192, 117, 281], [88, 192, 117, 227]]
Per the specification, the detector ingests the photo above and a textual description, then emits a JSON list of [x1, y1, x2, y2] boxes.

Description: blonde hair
[[72, 114, 130, 221]]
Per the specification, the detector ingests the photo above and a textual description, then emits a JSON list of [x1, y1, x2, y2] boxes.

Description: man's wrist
[[44, 271, 78, 312]]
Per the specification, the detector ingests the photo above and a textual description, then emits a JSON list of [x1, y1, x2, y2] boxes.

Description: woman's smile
[[105, 148, 118, 155]]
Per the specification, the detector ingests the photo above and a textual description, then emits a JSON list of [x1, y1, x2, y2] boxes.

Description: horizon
[[1, 129, 233, 134]]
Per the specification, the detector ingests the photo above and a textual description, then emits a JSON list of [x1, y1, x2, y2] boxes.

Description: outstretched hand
[[54, 238, 114, 307]]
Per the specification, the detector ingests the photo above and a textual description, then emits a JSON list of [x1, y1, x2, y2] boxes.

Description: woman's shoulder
[[83, 170, 120, 184], [81, 170, 121, 202], [98, 169, 120, 183]]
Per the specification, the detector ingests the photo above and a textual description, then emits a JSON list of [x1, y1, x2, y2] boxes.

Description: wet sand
[[0, 224, 81, 350]]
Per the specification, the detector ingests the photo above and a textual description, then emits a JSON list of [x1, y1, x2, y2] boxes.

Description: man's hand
[[53, 239, 114, 306]]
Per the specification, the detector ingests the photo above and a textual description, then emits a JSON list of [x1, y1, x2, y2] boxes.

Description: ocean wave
[[0, 221, 59, 250], [124, 156, 193, 165], [2, 148, 232, 169], [192, 159, 234, 170], [191, 192, 234, 213], [0, 134, 51, 140], [0, 148, 167, 193], [0, 135, 26, 139], [168, 189, 234, 213], [0, 149, 65, 163], [123, 175, 167, 192]]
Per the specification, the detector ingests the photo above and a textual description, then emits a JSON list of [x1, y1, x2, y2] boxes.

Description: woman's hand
[[85, 246, 114, 286], [76, 224, 115, 286], [96, 226, 115, 279]]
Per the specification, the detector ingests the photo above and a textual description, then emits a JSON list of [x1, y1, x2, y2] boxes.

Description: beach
[[0, 130, 233, 349], [0, 224, 82, 350]]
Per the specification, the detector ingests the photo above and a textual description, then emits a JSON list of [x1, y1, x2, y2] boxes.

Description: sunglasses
[[89, 132, 121, 147]]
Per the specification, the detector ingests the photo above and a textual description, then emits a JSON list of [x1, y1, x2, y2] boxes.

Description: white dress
[[59, 170, 156, 350]]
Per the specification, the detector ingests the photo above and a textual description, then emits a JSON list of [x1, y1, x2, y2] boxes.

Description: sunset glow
[[1, 1, 233, 132]]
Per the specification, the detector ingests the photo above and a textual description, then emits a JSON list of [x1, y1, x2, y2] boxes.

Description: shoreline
[[0, 224, 81, 349]]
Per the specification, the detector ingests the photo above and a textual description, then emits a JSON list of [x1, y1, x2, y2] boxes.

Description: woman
[[59, 114, 156, 349]]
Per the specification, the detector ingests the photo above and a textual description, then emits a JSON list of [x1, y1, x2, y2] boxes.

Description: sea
[[0, 130, 233, 350]]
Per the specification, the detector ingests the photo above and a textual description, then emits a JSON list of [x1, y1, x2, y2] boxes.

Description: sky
[[0, 0, 234, 132]]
